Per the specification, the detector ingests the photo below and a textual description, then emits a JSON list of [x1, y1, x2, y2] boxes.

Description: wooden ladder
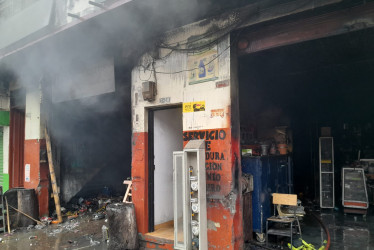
[[0, 186, 6, 233], [123, 180, 133, 203]]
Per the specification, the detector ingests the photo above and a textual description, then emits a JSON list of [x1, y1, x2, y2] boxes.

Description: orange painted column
[[183, 128, 243, 249], [131, 132, 149, 234], [23, 139, 49, 216]]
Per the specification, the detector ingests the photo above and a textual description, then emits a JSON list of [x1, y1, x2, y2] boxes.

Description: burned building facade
[[2, 0, 374, 249]]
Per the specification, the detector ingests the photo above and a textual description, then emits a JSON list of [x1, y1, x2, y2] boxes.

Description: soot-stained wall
[[50, 67, 132, 204]]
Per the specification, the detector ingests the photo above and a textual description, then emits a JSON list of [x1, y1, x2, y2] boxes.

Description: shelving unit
[[342, 168, 368, 213], [319, 137, 335, 208], [173, 140, 207, 250]]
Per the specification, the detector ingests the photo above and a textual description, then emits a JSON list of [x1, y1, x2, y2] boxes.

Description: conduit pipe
[[311, 212, 331, 250]]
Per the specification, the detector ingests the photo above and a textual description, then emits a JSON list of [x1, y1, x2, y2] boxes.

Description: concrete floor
[[0, 213, 107, 250], [1, 209, 373, 249], [249, 207, 374, 250], [309, 209, 374, 250]]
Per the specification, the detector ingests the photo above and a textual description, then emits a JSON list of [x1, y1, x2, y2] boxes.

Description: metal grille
[[319, 137, 335, 208]]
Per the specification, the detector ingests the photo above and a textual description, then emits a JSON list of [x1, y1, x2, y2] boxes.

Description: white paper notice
[[25, 164, 30, 182]]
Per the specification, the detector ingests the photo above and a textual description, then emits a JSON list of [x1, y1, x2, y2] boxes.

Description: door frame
[[147, 104, 182, 232]]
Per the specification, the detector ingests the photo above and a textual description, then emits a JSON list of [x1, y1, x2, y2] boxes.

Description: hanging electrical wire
[[141, 30, 242, 76], [159, 11, 241, 48], [137, 17, 245, 76], [137, 0, 315, 76]]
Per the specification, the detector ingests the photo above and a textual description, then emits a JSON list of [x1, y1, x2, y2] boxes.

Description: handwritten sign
[[183, 129, 230, 197], [211, 109, 224, 118]]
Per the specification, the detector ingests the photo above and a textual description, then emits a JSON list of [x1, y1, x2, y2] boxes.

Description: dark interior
[[47, 63, 132, 204], [238, 27, 374, 204]]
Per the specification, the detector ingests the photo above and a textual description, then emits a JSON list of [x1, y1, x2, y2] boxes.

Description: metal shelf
[[319, 137, 335, 209]]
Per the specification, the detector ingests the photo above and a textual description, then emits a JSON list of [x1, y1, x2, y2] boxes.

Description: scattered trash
[[40, 217, 53, 225], [48, 228, 62, 236], [64, 221, 80, 231], [0, 238, 3, 243], [27, 225, 34, 230], [78, 197, 84, 204], [68, 240, 78, 245], [102, 225, 108, 243], [90, 237, 100, 246], [93, 213, 105, 220], [68, 214, 78, 220], [35, 224, 46, 230], [29, 236, 37, 240], [79, 207, 87, 213]]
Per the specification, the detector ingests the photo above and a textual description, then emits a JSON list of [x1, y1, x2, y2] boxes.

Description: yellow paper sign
[[183, 101, 205, 113]]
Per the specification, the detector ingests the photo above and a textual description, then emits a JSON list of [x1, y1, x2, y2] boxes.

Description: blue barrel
[[242, 155, 291, 234]]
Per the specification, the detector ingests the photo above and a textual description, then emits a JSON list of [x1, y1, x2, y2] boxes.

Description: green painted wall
[[0, 111, 9, 126], [0, 127, 5, 192], [2, 174, 9, 192]]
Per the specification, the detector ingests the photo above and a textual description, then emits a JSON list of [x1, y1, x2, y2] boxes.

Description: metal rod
[[68, 13, 84, 20], [5, 197, 10, 233], [8, 204, 45, 226], [88, 1, 107, 9]]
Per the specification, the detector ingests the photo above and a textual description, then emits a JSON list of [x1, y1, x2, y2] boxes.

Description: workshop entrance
[[147, 106, 183, 238], [237, 20, 374, 249]]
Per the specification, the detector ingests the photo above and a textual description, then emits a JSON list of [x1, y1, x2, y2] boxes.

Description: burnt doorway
[[148, 106, 183, 233]]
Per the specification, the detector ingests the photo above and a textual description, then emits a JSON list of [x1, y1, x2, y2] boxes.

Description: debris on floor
[[93, 213, 105, 220], [1, 212, 108, 249], [0, 194, 125, 249]]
